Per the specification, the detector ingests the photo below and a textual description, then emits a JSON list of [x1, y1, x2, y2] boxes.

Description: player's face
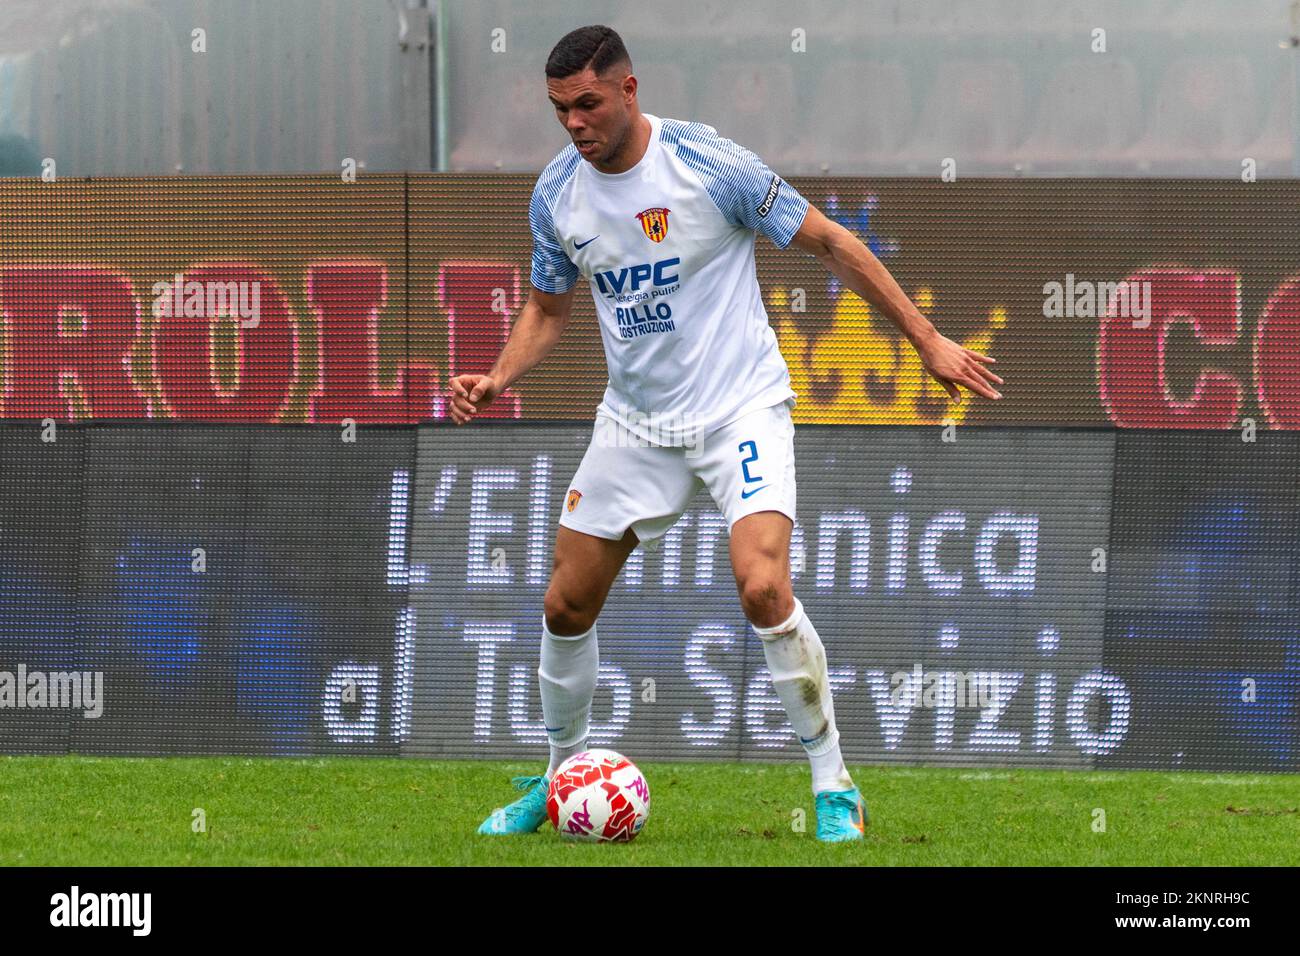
[[546, 67, 634, 166]]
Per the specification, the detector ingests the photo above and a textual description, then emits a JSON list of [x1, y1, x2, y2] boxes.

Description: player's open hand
[[447, 374, 500, 424], [916, 334, 1003, 404]]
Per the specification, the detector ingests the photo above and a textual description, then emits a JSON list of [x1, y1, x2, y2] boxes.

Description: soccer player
[[449, 25, 1003, 842]]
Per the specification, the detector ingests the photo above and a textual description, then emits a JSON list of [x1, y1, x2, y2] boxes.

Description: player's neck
[[590, 113, 651, 175]]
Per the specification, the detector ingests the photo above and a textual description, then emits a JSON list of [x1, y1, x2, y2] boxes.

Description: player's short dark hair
[[545, 25, 632, 80]]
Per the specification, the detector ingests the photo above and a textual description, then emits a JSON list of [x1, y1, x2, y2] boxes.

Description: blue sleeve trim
[[661, 118, 809, 248], [528, 150, 582, 292]]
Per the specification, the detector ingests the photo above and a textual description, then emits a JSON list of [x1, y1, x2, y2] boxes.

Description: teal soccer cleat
[[814, 787, 868, 842], [477, 775, 551, 835]]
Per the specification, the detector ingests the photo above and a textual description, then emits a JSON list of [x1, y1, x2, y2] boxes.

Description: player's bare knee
[[738, 576, 794, 628], [543, 586, 597, 635]]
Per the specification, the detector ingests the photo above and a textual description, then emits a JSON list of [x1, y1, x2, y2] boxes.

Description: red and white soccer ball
[[547, 749, 650, 842]]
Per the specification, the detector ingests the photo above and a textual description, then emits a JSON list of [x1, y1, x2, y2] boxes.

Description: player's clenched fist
[[447, 374, 500, 424]]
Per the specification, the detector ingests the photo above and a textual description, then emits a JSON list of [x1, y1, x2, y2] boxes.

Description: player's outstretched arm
[[788, 204, 1004, 404], [447, 284, 576, 424]]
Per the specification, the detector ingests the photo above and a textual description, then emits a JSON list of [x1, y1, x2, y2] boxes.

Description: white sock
[[754, 597, 854, 794], [538, 616, 598, 779]]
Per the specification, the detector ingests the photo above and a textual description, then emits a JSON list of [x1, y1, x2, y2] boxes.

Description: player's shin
[[538, 616, 599, 778], [754, 598, 854, 794]]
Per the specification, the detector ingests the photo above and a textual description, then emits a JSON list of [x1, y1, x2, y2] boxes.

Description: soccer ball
[[547, 749, 650, 842]]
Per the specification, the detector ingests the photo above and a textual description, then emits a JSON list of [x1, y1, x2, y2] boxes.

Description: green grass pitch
[[1, 755, 1296, 866]]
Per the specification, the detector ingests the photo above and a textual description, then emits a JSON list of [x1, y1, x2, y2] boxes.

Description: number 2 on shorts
[[738, 440, 763, 484]]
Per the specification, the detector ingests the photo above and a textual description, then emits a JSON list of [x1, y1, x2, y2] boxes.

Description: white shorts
[[558, 398, 797, 550]]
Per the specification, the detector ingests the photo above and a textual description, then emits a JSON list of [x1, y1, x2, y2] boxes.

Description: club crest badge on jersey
[[635, 207, 670, 242], [566, 489, 583, 512]]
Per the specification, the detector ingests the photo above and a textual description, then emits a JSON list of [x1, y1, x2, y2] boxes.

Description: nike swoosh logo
[[740, 484, 770, 499], [574, 235, 599, 250]]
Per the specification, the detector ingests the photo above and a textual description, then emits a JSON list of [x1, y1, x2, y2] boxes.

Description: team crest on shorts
[[635, 207, 670, 242], [566, 489, 583, 512]]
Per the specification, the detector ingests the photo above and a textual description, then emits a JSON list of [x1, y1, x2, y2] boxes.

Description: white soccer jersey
[[528, 113, 809, 445]]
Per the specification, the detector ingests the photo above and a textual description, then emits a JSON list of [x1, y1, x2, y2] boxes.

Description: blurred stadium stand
[[0, 0, 1294, 176], [1020, 57, 1142, 174]]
